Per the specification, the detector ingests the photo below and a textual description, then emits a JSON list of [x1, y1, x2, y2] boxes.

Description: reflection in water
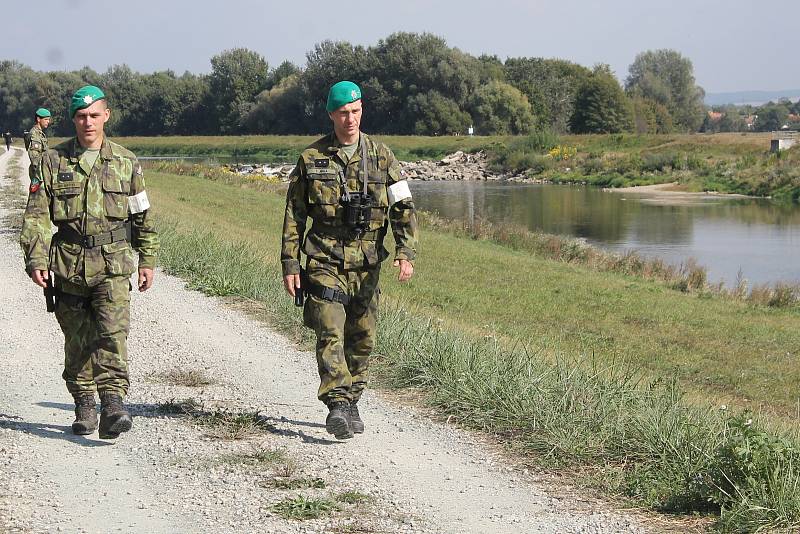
[[409, 181, 800, 286]]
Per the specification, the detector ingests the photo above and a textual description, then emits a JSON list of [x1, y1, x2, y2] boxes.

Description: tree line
[[1, 33, 710, 137]]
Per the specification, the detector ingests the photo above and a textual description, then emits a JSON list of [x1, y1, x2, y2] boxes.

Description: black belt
[[55, 224, 129, 248], [304, 281, 351, 305], [310, 223, 379, 241]]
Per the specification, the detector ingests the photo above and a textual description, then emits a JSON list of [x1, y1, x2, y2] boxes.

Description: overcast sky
[[6, 0, 799, 93]]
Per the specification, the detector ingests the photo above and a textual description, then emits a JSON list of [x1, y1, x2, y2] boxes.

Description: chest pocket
[[306, 168, 340, 219], [102, 175, 131, 219], [51, 179, 84, 221]]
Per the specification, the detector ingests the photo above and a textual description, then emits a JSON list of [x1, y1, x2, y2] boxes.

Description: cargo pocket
[[51, 241, 83, 282], [102, 175, 130, 219], [51, 182, 82, 221], [307, 169, 340, 219], [102, 240, 136, 276]]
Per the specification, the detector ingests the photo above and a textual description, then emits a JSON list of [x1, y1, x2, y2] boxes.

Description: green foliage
[[470, 80, 534, 135], [271, 496, 338, 520], [625, 49, 705, 132], [406, 90, 471, 135], [570, 68, 633, 134], [504, 57, 592, 132], [208, 48, 269, 134]]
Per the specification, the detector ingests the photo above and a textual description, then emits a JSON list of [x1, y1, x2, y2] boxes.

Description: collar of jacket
[[325, 131, 368, 164], [65, 136, 113, 163]]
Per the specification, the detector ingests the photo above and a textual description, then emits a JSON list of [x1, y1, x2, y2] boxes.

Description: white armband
[[128, 191, 151, 214], [387, 180, 412, 205]]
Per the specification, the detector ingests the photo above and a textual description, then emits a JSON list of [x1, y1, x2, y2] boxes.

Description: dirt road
[[0, 146, 657, 533]]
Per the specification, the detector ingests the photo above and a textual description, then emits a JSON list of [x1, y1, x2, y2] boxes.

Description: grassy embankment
[[145, 163, 800, 532], [489, 132, 800, 201], [112, 132, 800, 200]]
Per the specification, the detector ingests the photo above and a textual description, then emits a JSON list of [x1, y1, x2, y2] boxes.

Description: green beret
[[35, 108, 51, 118], [326, 81, 361, 112], [70, 85, 106, 117]]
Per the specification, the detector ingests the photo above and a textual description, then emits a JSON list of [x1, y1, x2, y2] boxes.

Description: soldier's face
[[329, 100, 362, 142], [73, 100, 110, 148], [37, 117, 51, 129]]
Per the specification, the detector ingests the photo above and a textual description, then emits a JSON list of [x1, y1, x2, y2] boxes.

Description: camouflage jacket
[[19, 137, 159, 286], [25, 124, 47, 168], [281, 132, 417, 276]]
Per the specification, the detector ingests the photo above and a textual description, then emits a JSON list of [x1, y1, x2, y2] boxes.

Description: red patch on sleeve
[[29, 183, 41, 193]]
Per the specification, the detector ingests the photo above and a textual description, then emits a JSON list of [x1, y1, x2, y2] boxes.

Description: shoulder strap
[[359, 136, 369, 195]]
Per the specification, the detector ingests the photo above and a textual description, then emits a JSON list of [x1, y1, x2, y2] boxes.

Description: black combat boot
[[71, 394, 97, 435], [98, 391, 133, 439], [350, 401, 364, 434], [325, 401, 353, 440]]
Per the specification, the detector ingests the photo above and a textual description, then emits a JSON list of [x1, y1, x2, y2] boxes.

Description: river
[[407, 181, 800, 287]]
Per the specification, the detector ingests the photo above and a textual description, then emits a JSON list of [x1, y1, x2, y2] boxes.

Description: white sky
[[7, 0, 799, 93]]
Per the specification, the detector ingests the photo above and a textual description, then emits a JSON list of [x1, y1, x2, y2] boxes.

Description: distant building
[[707, 111, 724, 123]]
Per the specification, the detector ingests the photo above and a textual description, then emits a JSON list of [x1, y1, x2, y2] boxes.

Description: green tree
[[100, 64, 148, 135], [245, 74, 305, 134], [470, 80, 534, 135], [266, 61, 300, 91], [208, 48, 269, 133], [625, 49, 705, 132], [0, 60, 40, 134], [755, 102, 790, 131], [406, 90, 471, 135], [504, 58, 592, 133], [367, 32, 481, 133], [631, 95, 673, 134], [570, 67, 633, 134]]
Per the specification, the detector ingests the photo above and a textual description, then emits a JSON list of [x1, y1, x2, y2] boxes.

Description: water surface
[[408, 181, 800, 286]]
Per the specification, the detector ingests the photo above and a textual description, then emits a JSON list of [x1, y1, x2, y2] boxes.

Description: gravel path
[[0, 146, 664, 533]]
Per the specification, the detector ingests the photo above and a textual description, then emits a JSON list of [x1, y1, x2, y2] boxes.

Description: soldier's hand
[[393, 259, 414, 282], [284, 274, 300, 297], [31, 269, 48, 288], [138, 267, 154, 292]]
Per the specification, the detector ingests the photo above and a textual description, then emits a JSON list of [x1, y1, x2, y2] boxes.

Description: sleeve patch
[[128, 190, 150, 214], [387, 180, 412, 205]]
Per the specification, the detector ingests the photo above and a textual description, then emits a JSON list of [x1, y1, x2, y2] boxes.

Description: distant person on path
[[281, 81, 418, 439], [25, 108, 51, 181], [4, 130, 12, 151], [19, 85, 159, 439]]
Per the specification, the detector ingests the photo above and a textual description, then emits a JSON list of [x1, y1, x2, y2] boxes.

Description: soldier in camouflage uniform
[[282, 81, 418, 440], [25, 108, 51, 182], [20, 86, 159, 439]]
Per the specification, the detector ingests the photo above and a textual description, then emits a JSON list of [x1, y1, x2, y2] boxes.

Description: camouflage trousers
[[54, 275, 131, 400], [303, 258, 380, 405]]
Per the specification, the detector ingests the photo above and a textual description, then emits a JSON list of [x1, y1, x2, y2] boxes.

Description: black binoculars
[[342, 192, 372, 229]]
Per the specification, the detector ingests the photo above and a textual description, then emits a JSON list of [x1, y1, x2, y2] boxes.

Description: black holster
[[44, 274, 56, 313], [294, 268, 306, 307]]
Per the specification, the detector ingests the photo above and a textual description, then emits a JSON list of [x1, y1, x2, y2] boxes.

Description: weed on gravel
[[266, 477, 326, 490], [195, 411, 270, 440], [153, 368, 218, 387], [155, 398, 201, 415], [336, 491, 371, 505], [271, 496, 338, 520], [218, 445, 289, 467]]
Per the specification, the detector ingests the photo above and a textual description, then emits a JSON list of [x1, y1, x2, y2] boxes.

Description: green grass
[[271, 496, 338, 520], [145, 167, 800, 530]]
